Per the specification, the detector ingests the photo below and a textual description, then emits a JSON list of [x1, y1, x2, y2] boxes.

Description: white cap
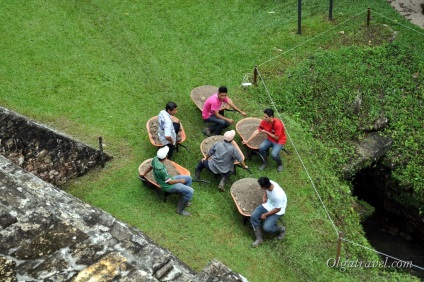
[[157, 146, 169, 159], [223, 130, 236, 142]]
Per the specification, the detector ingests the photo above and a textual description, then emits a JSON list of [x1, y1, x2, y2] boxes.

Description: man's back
[[208, 141, 242, 174], [151, 157, 173, 191]]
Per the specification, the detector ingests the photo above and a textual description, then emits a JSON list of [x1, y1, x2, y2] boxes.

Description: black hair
[[166, 101, 178, 111], [264, 108, 274, 118], [218, 86, 228, 93], [258, 177, 272, 188]]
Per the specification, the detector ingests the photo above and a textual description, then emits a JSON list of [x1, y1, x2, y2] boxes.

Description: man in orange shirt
[[242, 108, 286, 172]]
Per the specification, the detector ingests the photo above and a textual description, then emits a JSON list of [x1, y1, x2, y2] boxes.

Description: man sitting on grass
[[139, 146, 194, 216], [202, 86, 247, 136], [194, 130, 248, 192]]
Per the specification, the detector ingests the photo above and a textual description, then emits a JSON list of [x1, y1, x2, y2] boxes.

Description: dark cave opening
[[351, 163, 424, 279]]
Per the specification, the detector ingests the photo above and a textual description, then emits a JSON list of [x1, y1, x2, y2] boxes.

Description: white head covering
[[157, 146, 169, 159], [223, 130, 236, 142]]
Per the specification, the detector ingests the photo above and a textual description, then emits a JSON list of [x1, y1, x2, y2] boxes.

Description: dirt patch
[[387, 0, 424, 29], [236, 118, 266, 149], [231, 178, 263, 215], [190, 85, 218, 111], [138, 159, 181, 185]]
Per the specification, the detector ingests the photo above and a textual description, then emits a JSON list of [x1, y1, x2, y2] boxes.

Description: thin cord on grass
[[371, 8, 424, 36], [343, 238, 424, 270], [258, 9, 368, 67], [256, 67, 340, 237], [249, 8, 424, 270]]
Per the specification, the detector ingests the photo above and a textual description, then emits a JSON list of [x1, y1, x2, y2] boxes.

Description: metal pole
[[336, 231, 343, 265], [253, 65, 258, 86], [99, 136, 105, 168], [329, 0, 333, 21], [297, 0, 302, 34], [367, 8, 370, 27]]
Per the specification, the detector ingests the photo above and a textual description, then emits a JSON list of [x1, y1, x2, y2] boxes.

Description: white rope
[[249, 7, 424, 270], [342, 238, 424, 270], [256, 67, 339, 237], [370, 9, 424, 36], [258, 9, 368, 67]]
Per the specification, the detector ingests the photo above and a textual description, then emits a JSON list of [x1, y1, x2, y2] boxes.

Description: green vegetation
[[1, 0, 422, 281], [264, 39, 424, 198]]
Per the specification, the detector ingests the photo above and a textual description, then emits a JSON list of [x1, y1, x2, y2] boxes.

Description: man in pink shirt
[[201, 86, 247, 136]]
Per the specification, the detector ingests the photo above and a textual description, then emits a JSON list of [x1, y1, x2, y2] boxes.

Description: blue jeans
[[204, 115, 230, 135], [168, 175, 194, 202], [250, 205, 282, 233], [258, 139, 283, 165]]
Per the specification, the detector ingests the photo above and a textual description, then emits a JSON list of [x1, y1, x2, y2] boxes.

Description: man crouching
[[251, 177, 287, 247], [195, 130, 248, 192]]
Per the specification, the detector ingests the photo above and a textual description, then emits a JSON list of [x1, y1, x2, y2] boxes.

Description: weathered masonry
[[0, 107, 246, 281]]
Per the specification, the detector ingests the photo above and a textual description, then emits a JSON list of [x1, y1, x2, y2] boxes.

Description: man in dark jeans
[[194, 130, 248, 191], [242, 108, 286, 172], [250, 177, 287, 247], [201, 86, 247, 136]]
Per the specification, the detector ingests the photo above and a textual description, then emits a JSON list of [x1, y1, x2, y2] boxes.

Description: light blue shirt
[[158, 110, 176, 145]]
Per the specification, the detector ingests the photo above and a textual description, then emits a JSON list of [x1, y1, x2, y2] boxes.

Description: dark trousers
[[195, 159, 230, 178], [204, 114, 230, 135], [166, 122, 181, 160]]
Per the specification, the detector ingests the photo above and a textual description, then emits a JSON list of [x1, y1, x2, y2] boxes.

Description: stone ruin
[[0, 106, 247, 281], [0, 106, 112, 187]]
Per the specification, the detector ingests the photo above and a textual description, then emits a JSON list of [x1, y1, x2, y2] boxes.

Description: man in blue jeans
[[242, 108, 286, 172], [250, 177, 287, 247], [139, 146, 194, 216], [201, 86, 247, 136]]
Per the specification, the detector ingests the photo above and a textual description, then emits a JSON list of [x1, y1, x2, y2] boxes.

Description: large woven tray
[[138, 158, 190, 188], [236, 118, 266, 149], [190, 85, 231, 111], [230, 178, 263, 216]]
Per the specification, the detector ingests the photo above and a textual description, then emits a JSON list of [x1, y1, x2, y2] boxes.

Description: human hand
[[240, 111, 247, 117], [228, 119, 234, 124], [260, 214, 267, 220]]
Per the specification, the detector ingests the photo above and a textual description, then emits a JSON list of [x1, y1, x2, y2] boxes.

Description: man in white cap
[[194, 130, 248, 191], [140, 146, 194, 216]]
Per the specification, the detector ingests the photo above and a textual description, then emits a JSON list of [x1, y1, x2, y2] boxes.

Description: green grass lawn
[[1, 0, 422, 281]]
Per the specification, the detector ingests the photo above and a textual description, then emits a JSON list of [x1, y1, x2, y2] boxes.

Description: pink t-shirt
[[201, 93, 229, 119]]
